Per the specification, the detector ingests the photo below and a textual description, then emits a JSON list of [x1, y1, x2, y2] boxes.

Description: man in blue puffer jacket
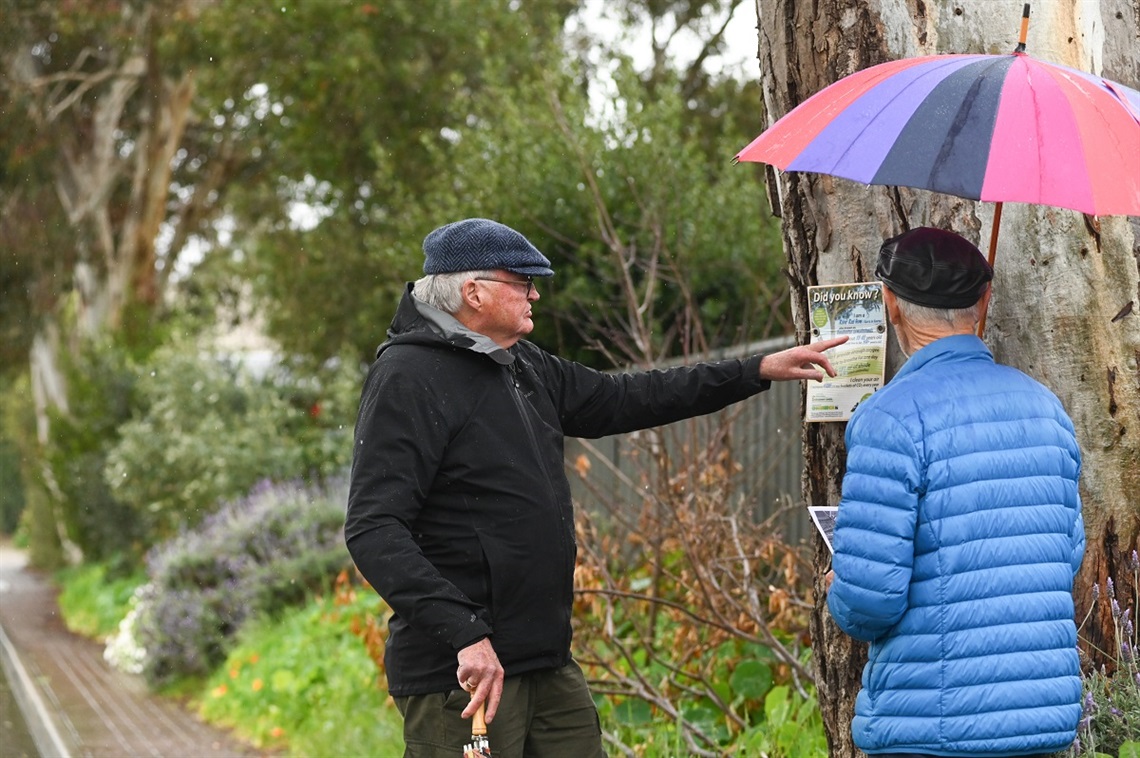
[[827, 227, 1086, 758]]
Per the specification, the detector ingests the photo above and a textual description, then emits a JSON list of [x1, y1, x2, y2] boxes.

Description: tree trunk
[[5, 3, 200, 566], [752, 1, 1140, 754]]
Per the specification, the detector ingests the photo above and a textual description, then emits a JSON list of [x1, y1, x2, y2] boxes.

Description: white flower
[[103, 584, 151, 675]]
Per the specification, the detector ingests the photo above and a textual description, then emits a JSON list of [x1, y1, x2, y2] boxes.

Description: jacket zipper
[[506, 359, 575, 660]]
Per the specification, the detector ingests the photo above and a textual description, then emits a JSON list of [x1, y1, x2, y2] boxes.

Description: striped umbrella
[[735, 5, 1140, 335]]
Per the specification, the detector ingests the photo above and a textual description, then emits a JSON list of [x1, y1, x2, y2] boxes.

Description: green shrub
[[108, 349, 283, 541], [45, 338, 147, 563], [0, 434, 25, 535], [1, 374, 63, 567]]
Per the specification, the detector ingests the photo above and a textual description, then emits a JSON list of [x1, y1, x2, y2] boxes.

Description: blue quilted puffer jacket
[[828, 335, 1085, 757]]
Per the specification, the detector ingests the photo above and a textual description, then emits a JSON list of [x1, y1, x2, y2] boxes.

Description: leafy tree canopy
[[185, 0, 784, 368]]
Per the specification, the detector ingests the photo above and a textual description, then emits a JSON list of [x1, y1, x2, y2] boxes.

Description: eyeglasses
[[474, 276, 536, 298]]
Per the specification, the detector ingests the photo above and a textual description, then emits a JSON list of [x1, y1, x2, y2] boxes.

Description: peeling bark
[[753, 1, 1140, 754]]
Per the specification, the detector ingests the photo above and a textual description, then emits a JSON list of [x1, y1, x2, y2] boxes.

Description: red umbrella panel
[[735, 52, 1140, 217]]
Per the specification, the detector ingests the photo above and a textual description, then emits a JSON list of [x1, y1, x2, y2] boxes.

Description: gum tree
[[749, 1, 1140, 754], [0, 0, 232, 563]]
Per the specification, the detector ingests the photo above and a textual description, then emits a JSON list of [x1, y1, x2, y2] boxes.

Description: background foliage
[[104, 343, 356, 544], [1, 0, 783, 563], [0, 0, 821, 755]]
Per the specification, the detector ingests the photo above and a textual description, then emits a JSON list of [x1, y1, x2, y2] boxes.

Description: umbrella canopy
[[735, 52, 1140, 217]]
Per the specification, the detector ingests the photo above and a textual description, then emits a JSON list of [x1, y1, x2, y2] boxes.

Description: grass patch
[[55, 562, 144, 639], [196, 585, 403, 756]]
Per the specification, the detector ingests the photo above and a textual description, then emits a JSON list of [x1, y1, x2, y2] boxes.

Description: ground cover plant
[[198, 570, 402, 755], [56, 561, 145, 640], [59, 494, 1137, 757]]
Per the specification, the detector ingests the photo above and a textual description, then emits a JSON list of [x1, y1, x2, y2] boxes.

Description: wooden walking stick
[[462, 702, 491, 757]]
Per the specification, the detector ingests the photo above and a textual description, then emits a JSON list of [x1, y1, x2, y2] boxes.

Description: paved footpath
[[0, 542, 263, 758]]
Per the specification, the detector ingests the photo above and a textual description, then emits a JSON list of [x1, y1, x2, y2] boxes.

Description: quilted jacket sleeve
[[827, 406, 923, 642], [1066, 430, 1086, 576]]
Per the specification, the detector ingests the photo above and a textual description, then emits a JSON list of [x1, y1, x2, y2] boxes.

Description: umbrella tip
[[1015, 3, 1030, 53]]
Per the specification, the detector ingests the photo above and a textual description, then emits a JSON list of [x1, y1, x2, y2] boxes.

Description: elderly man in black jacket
[[345, 218, 846, 757]]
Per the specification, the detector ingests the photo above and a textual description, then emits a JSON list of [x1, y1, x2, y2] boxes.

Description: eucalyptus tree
[[750, 1, 1140, 754], [1, 0, 244, 563]]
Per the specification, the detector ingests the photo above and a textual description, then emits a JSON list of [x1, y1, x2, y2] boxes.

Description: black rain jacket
[[345, 285, 770, 696]]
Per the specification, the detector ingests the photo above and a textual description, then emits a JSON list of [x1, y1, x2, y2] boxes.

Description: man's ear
[[461, 278, 484, 310], [976, 284, 992, 322], [883, 287, 901, 325]]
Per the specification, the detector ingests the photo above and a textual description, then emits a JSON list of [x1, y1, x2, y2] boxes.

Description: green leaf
[[1118, 744, 1140, 758], [764, 685, 792, 725], [270, 668, 297, 694], [612, 697, 653, 726], [730, 659, 774, 701]]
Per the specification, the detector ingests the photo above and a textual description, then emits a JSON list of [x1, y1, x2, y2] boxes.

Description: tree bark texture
[[752, 1, 1139, 755]]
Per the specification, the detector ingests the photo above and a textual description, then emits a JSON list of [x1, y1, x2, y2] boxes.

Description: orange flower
[[270, 727, 285, 739], [211, 684, 228, 698], [249, 653, 260, 664], [252, 678, 263, 692], [229, 667, 240, 679]]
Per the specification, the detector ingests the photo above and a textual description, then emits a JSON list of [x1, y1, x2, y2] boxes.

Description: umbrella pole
[[980, 5, 1024, 337], [976, 201, 1003, 339]]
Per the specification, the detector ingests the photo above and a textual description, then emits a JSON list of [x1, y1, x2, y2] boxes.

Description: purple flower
[[131, 476, 351, 686], [1112, 598, 1122, 619], [1131, 549, 1139, 571], [1092, 582, 1100, 603], [1107, 577, 1116, 599]]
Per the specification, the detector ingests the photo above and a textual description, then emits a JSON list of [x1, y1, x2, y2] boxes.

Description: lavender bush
[[1068, 550, 1140, 757], [109, 478, 352, 687]]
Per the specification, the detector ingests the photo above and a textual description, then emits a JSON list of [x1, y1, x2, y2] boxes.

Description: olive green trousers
[[394, 659, 605, 757]]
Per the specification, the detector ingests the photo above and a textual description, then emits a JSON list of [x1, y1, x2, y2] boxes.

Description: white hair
[[413, 270, 497, 314], [895, 292, 986, 330]]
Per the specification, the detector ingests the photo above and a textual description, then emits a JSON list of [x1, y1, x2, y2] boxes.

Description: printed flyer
[[805, 282, 887, 422]]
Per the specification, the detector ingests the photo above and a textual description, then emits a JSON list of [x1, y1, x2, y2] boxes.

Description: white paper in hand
[[808, 506, 839, 553]]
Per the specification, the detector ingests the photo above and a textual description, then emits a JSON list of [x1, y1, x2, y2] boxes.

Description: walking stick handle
[[472, 702, 487, 736]]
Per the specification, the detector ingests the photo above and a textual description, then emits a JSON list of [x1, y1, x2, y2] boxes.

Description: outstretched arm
[[759, 336, 849, 382]]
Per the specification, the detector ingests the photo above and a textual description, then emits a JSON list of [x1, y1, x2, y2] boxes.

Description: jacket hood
[[377, 283, 514, 366]]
